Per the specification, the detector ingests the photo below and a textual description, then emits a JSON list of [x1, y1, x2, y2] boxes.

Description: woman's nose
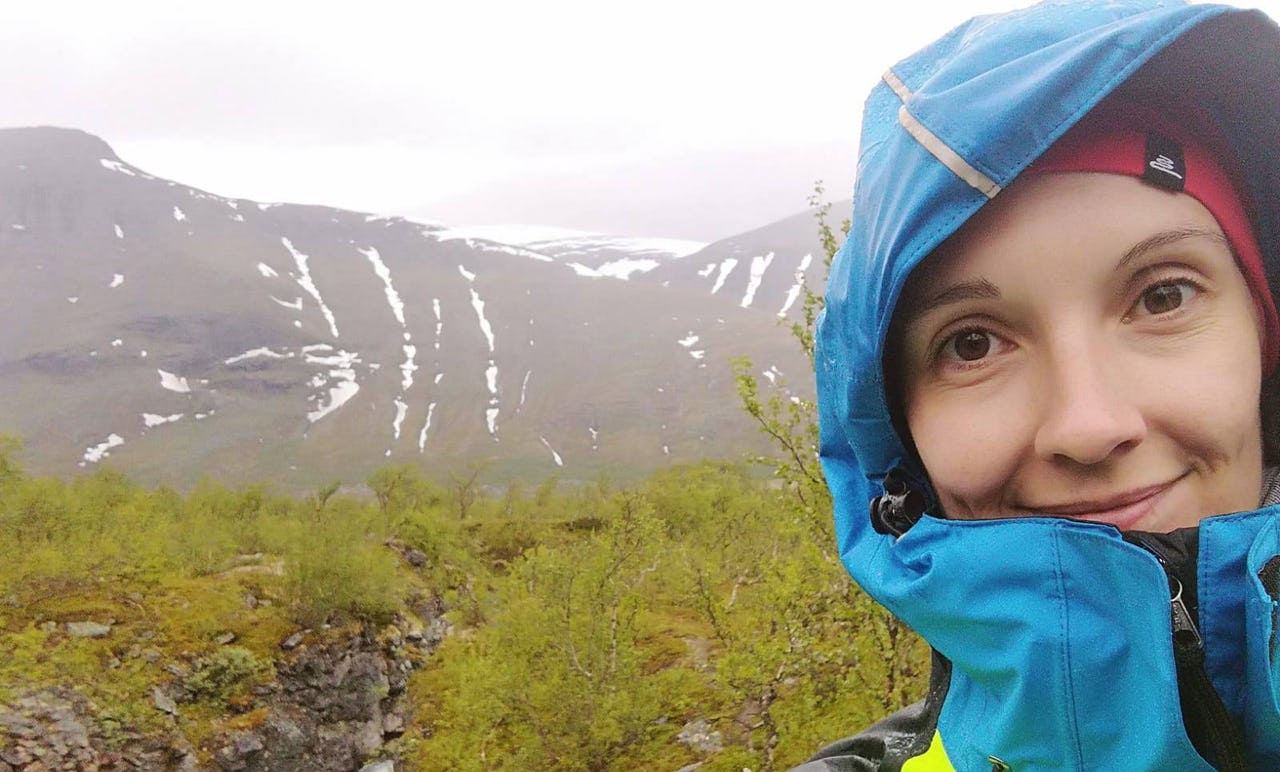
[[1032, 347, 1147, 466]]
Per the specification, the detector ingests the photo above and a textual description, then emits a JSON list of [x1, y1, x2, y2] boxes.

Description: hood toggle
[[870, 467, 927, 538]]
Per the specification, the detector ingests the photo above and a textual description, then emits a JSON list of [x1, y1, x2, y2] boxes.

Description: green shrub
[[184, 646, 268, 703]]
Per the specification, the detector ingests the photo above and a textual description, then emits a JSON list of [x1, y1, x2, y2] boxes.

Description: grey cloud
[[415, 141, 857, 241]]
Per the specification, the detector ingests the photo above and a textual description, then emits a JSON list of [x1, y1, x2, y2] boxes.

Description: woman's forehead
[[903, 173, 1225, 299]]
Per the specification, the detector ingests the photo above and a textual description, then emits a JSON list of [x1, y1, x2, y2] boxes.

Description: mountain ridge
[[0, 127, 826, 489]]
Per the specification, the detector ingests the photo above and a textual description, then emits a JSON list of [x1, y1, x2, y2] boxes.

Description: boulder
[[65, 621, 111, 638], [153, 687, 179, 717], [676, 719, 723, 755]]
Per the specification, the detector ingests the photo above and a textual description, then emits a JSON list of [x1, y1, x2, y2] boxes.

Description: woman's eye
[[942, 329, 996, 362], [1137, 280, 1197, 316]]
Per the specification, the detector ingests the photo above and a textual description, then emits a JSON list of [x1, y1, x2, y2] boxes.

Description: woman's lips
[[1023, 479, 1180, 530]]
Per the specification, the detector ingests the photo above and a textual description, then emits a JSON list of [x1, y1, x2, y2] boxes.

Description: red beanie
[[1027, 97, 1279, 374]]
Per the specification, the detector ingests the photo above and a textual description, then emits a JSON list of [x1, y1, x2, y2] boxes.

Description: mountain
[[0, 127, 826, 489]]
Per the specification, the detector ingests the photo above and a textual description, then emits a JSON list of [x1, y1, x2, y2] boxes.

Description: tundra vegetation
[[0, 191, 927, 770]]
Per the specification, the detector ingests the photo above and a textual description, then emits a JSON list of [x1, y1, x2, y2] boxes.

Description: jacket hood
[[815, 2, 1280, 767], [818, 0, 1280, 596]]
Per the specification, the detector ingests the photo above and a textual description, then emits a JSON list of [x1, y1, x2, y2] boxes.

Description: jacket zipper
[[1134, 540, 1251, 771]]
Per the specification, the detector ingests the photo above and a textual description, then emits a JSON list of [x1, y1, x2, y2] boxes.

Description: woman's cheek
[[908, 384, 1030, 519]]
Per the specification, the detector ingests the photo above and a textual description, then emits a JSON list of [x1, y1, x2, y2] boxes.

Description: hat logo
[[1143, 132, 1185, 191], [1149, 155, 1183, 180]]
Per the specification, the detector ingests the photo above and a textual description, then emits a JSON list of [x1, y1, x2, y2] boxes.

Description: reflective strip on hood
[[884, 68, 1002, 199]]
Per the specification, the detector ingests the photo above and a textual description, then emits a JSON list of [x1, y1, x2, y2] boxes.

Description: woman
[[805, 1, 1280, 769]]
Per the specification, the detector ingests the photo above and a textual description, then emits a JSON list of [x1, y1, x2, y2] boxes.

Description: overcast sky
[[5, 1, 1279, 240]]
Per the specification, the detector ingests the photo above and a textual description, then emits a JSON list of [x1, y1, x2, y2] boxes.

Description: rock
[[405, 548, 428, 567], [0, 747, 31, 766], [164, 663, 188, 678], [675, 764, 704, 772], [65, 621, 111, 638], [215, 631, 237, 645], [676, 719, 723, 755], [425, 616, 452, 647], [127, 591, 144, 604], [281, 631, 306, 650], [243, 592, 258, 610], [37, 621, 56, 633], [360, 761, 395, 772], [0, 690, 98, 769], [214, 732, 264, 770], [235, 733, 264, 756], [153, 687, 179, 716], [382, 712, 405, 737], [331, 654, 353, 687], [142, 648, 163, 663]]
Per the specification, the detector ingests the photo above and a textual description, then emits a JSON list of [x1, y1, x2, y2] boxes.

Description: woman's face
[[898, 172, 1264, 532]]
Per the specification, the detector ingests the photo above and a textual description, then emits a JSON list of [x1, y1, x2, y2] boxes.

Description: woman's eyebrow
[[906, 277, 1001, 323], [1115, 227, 1229, 271]]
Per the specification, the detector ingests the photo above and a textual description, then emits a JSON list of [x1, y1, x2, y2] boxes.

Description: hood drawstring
[[870, 467, 926, 538]]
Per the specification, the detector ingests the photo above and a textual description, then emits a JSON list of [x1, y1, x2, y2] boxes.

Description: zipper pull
[[869, 467, 925, 538], [1126, 535, 1203, 649], [1167, 574, 1202, 648]]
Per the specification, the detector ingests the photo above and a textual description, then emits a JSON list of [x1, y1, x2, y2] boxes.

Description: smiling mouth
[[1023, 477, 1184, 530]]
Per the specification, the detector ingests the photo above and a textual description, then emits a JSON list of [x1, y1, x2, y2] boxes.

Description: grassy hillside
[[0, 443, 926, 770]]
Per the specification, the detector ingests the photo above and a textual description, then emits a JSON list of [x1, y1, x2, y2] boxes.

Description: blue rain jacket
[[814, 1, 1280, 769]]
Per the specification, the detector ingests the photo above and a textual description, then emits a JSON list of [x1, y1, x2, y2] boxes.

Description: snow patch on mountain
[[400, 344, 418, 390], [741, 252, 775, 308], [99, 159, 136, 177], [467, 293, 495, 353], [710, 258, 738, 294], [540, 436, 564, 467], [532, 234, 705, 260], [432, 298, 442, 350], [143, 412, 184, 428], [282, 237, 340, 338], [305, 348, 361, 423], [392, 397, 408, 440], [225, 347, 292, 365], [114, 224, 124, 239], [592, 258, 661, 280], [418, 402, 437, 451], [82, 433, 124, 464], [358, 246, 406, 327], [568, 263, 602, 278], [258, 262, 279, 278], [778, 253, 813, 317], [157, 369, 190, 393], [173, 206, 186, 222], [109, 273, 124, 288], [438, 224, 591, 244]]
